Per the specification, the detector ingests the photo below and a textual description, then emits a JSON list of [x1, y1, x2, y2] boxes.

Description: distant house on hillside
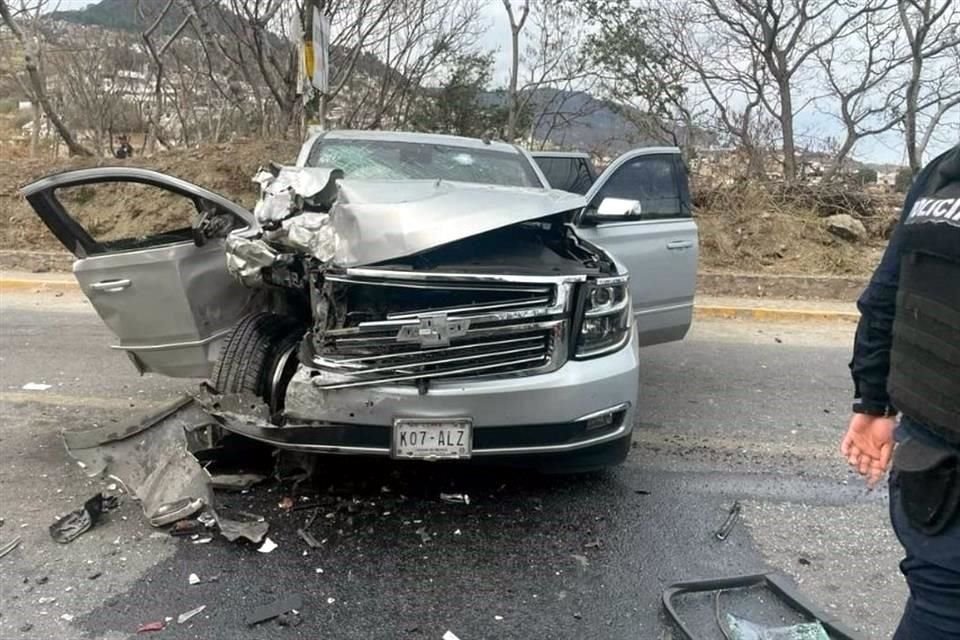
[[877, 170, 898, 190]]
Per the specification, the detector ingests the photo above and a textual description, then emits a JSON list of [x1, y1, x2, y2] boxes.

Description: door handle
[[90, 279, 131, 292], [666, 240, 693, 250]]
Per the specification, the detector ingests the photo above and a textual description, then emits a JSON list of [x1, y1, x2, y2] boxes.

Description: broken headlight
[[575, 276, 632, 358]]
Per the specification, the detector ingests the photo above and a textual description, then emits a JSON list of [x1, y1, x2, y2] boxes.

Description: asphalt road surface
[[0, 290, 905, 640]]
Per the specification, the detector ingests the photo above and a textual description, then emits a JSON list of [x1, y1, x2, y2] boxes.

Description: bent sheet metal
[[61, 395, 267, 543]]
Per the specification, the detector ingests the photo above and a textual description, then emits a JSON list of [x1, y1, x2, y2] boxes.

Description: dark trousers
[[890, 424, 960, 639]]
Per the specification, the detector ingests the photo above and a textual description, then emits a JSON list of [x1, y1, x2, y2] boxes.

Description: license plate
[[393, 419, 472, 460]]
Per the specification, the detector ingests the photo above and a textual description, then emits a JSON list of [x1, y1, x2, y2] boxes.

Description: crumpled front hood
[[330, 179, 587, 266]]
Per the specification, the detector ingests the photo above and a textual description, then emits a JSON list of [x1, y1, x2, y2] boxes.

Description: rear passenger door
[[530, 153, 597, 194], [574, 149, 698, 346], [21, 167, 260, 378]]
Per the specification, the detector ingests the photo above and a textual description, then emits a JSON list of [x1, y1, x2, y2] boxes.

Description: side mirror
[[586, 197, 642, 221]]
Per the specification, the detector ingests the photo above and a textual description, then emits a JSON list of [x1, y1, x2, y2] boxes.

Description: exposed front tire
[[210, 312, 302, 413]]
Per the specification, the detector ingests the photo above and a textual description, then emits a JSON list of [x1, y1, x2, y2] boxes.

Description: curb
[[695, 305, 859, 323], [1, 276, 860, 323], [0, 277, 78, 293]]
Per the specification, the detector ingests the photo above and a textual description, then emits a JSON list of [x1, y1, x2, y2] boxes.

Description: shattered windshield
[[306, 139, 542, 188]]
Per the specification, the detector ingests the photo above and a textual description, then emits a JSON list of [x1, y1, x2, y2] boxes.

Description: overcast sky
[[49, 0, 959, 164]]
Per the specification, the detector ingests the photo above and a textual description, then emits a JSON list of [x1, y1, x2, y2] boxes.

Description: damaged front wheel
[[211, 312, 303, 417]]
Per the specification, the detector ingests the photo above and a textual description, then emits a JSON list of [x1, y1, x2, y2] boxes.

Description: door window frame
[[21, 167, 254, 259], [530, 152, 598, 194], [581, 148, 690, 225]]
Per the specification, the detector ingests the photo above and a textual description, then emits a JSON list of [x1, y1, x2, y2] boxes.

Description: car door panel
[[576, 149, 698, 346], [21, 168, 258, 378]]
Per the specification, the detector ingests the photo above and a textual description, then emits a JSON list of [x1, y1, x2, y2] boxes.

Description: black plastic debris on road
[[662, 573, 863, 640], [245, 594, 304, 627], [49, 493, 117, 544]]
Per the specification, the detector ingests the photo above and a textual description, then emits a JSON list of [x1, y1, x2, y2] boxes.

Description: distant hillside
[[482, 87, 710, 154], [53, 0, 228, 35], [51, 0, 396, 82]]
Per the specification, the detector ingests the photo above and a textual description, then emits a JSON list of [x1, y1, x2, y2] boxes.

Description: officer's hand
[[840, 413, 896, 488]]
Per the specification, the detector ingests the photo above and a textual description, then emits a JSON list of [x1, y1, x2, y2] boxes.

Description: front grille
[[309, 270, 581, 389]]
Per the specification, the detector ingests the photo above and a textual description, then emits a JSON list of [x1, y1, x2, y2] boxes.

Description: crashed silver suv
[[23, 130, 698, 471]]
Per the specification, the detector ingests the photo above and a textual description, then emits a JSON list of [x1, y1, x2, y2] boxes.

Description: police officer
[[842, 143, 960, 639]]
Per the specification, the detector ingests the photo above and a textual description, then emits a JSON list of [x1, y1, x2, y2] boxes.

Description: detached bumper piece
[[662, 573, 862, 640]]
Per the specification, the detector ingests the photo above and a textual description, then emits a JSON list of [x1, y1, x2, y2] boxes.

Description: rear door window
[[534, 156, 595, 194]]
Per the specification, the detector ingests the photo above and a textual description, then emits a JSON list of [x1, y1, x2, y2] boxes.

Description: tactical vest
[[888, 146, 960, 443]]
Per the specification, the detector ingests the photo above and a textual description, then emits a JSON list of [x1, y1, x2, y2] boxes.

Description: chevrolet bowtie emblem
[[396, 314, 470, 347]]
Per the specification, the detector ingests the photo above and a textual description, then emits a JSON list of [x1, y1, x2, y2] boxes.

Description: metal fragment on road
[[715, 500, 742, 541], [209, 472, 266, 491], [22, 382, 52, 391], [443, 631, 462, 640], [62, 395, 214, 528], [177, 605, 206, 624], [0, 535, 22, 559], [137, 621, 165, 633], [217, 513, 269, 544], [297, 528, 322, 548], [440, 493, 470, 505], [61, 394, 267, 544], [188, 573, 201, 585]]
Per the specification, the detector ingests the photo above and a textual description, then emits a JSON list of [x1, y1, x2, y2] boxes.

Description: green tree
[[411, 54, 510, 138], [894, 167, 914, 193], [580, 0, 693, 151], [853, 168, 878, 186]]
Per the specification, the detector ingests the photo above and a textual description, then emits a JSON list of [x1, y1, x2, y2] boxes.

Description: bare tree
[[501, 0, 529, 140], [517, 0, 595, 147], [137, 0, 191, 153], [340, 0, 485, 130], [0, 0, 93, 156], [898, 0, 960, 173], [816, 7, 905, 176], [691, 0, 888, 181], [661, 1, 774, 174], [585, 0, 707, 155], [56, 30, 131, 155]]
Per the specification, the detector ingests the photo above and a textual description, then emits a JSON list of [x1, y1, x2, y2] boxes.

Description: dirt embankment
[[0, 139, 896, 277], [0, 138, 299, 258], [695, 183, 897, 277]]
